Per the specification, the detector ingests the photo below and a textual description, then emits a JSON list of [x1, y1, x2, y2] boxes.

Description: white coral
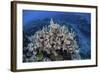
[[27, 18, 81, 60]]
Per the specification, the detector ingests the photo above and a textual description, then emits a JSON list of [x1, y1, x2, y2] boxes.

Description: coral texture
[[23, 18, 81, 62]]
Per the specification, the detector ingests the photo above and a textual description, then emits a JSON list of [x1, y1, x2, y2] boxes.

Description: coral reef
[[23, 18, 81, 62]]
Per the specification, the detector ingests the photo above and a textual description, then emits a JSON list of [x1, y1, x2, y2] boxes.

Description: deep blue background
[[23, 10, 91, 59]]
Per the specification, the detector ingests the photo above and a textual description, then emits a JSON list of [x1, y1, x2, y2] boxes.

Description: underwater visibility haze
[[23, 10, 91, 62]]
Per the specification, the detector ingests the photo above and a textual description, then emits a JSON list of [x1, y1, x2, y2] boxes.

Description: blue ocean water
[[23, 10, 91, 60]]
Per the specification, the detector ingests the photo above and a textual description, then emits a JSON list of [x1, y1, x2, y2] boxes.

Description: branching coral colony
[[23, 18, 81, 62]]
